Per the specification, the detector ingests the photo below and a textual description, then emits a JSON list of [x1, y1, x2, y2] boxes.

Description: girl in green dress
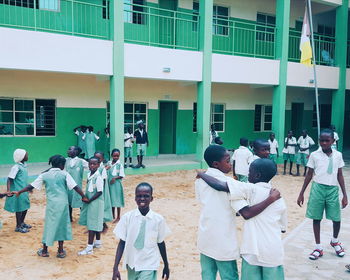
[[78, 157, 104, 255], [65, 145, 88, 221], [15, 155, 87, 258], [83, 126, 100, 159], [107, 149, 125, 223], [5, 149, 31, 233], [94, 151, 113, 233]]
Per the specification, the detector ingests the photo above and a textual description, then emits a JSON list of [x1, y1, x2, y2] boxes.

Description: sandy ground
[[0, 166, 309, 280]]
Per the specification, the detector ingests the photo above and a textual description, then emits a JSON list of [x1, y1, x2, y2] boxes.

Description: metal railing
[[289, 29, 336, 66], [0, 0, 110, 39], [212, 20, 276, 59], [124, 2, 199, 50]]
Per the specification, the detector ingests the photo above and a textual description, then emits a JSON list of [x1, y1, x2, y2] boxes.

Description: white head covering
[[136, 120, 143, 126], [13, 149, 27, 163]]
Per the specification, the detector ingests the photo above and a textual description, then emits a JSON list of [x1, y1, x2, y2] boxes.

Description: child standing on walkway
[[5, 149, 31, 233], [296, 130, 315, 176], [74, 125, 87, 158], [297, 129, 348, 260], [198, 158, 286, 280], [268, 133, 279, 164], [112, 182, 170, 280], [134, 121, 148, 168], [282, 131, 297, 175], [108, 149, 125, 223], [66, 145, 88, 222], [124, 126, 134, 168], [78, 157, 105, 256], [232, 138, 253, 182], [94, 151, 113, 233], [14, 155, 87, 258], [83, 126, 100, 159], [250, 139, 271, 164]]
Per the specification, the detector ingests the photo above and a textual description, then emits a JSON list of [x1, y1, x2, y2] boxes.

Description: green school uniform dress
[[79, 172, 104, 232], [107, 161, 125, 208], [31, 168, 76, 246], [5, 163, 30, 213], [65, 157, 86, 208], [77, 131, 87, 156], [84, 132, 99, 159], [99, 164, 113, 222]]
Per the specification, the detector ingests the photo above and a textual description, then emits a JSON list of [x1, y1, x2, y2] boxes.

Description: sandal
[[330, 241, 345, 257], [309, 249, 323, 260], [37, 248, 49, 257], [56, 250, 66, 258], [345, 264, 350, 271]]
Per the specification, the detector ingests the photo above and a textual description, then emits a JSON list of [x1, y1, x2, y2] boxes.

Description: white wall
[[0, 27, 113, 75], [124, 43, 203, 81], [212, 54, 280, 85], [287, 62, 339, 89]]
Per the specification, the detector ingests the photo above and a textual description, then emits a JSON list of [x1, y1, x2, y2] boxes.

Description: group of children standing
[[74, 125, 100, 159]]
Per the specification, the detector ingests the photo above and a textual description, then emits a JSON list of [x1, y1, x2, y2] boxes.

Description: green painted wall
[[176, 110, 196, 154]]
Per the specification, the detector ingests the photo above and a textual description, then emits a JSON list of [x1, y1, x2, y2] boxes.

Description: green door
[[159, 101, 177, 154], [291, 103, 304, 136]]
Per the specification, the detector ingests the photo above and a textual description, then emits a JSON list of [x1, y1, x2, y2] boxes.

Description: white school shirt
[[30, 168, 76, 190], [82, 132, 100, 141], [232, 146, 253, 176], [114, 209, 171, 271], [227, 181, 287, 267], [99, 162, 107, 180], [108, 160, 125, 178], [195, 168, 240, 261], [307, 148, 345, 186], [297, 136, 315, 155], [248, 155, 260, 166], [87, 171, 104, 193], [68, 156, 88, 169], [209, 130, 219, 144], [124, 133, 134, 148], [268, 139, 279, 155], [8, 162, 26, 179], [282, 137, 297, 154]]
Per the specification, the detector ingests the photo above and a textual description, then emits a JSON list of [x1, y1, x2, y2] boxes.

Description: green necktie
[[327, 155, 333, 174], [134, 219, 146, 250]]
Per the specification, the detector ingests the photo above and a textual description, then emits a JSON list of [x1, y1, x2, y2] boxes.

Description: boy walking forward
[[297, 129, 348, 260], [232, 138, 253, 182]]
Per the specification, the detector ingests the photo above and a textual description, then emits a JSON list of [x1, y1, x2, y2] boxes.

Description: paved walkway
[[283, 164, 350, 280]]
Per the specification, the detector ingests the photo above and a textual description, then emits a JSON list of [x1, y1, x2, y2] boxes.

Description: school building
[[0, 0, 349, 169]]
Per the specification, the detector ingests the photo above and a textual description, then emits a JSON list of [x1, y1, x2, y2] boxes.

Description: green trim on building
[[272, 0, 290, 161], [331, 0, 348, 151]]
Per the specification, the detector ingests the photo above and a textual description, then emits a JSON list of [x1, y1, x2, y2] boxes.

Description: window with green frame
[[124, 0, 145, 25], [192, 103, 225, 132], [0, 98, 55, 136], [0, 0, 59, 11], [254, 104, 272, 132], [256, 13, 275, 42]]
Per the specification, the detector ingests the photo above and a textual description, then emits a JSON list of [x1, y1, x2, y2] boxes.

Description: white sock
[[331, 237, 339, 244], [316, 244, 323, 250], [94, 240, 102, 245], [87, 244, 93, 251]]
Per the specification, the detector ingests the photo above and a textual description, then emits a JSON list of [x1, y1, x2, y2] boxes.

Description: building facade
[[0, 0, 349, 166]]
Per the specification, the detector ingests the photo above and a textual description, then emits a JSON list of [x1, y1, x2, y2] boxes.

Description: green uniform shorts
[[283, 153, 294, 162], [241, 258, 285, 280], [296, 153, 308, 166], [269, 154, 277, 163], [237, 174, 248, 183], [200, 253, 238, 280], [137, 144, 147, 156], [127, 266, 157, 280], [124, 147, 133, 158], [306, 182, 341, 222]]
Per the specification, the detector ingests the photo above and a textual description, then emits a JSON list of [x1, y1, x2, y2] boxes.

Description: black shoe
[[21, 223, 32, 229], [141, 164, 145, 168]]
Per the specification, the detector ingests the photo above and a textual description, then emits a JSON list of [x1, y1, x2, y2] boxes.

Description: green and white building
[[0, 0, 349, 169]]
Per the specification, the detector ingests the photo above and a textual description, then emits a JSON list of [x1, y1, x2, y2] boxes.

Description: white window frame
[[255, 104, 272, 132], [213, 5, 229, 36], [124, 102, 148, 132], [39, 0, 60, 12], [210, 103, 225, 132]]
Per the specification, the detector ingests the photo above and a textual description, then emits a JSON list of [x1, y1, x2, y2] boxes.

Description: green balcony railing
[[124, 3, 199, 51], [0, 0, 110, 39], [289, 29, 336, 66], [212, 20, 276, 59]]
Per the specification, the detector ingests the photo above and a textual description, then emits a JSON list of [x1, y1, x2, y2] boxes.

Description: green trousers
[[127, 266, 157, 280], [200, 253, 238, 280], [241, 258, 284, 280]]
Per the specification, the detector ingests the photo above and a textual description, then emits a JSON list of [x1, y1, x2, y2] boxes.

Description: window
[[312, 104, 331, 128], [0, 98, 56, 136], [103, 0, 110, 19], [125, 102, 147, 132], [124, 0, 145, 25], [39, 0, 59, 11], [254, 105, 272, 132], [317, 24, 335, 37], [0, 0, 59, 11], [213, 5, 229, 36], [192, 102, 225, 132], [256, 13, 275, 42], [192, 2, 199, 32]]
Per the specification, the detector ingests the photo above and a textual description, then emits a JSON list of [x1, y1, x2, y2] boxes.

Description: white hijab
[[13, 149, 27, 163]]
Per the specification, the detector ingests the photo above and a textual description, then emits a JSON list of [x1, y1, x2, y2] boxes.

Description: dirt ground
[[0, 166, 309, 280]]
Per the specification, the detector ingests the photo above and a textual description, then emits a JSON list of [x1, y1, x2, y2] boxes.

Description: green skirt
[[103, 184, 113, 222], [4, 192, 30, 213], [109, 180, 125, 207], [68, 189, 83, 209], [79, 191, 104, 232]]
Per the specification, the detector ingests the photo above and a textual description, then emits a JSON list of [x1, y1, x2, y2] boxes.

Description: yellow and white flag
[[300, 6, 312, 66]]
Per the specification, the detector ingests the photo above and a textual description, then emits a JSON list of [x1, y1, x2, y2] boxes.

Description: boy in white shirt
[[297, 129, 348, 260], [282, 130, 297, 175], [296, 130, 315, 176], [232, 138, 253, 182], [195, 145, 280, 280], [113, 183, 170, 280], [329, 124, 339, 150], [268, 133, 279, 164], [198, 158, 285, 280], [124, 127, 135, 168], [248, 139, 271, 165]]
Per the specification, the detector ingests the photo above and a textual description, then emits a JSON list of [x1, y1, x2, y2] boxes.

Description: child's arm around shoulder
[[196, 172, 229, 192]]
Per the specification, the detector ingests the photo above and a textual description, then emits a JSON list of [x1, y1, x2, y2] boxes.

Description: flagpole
[[306, 0, 321, 138]]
